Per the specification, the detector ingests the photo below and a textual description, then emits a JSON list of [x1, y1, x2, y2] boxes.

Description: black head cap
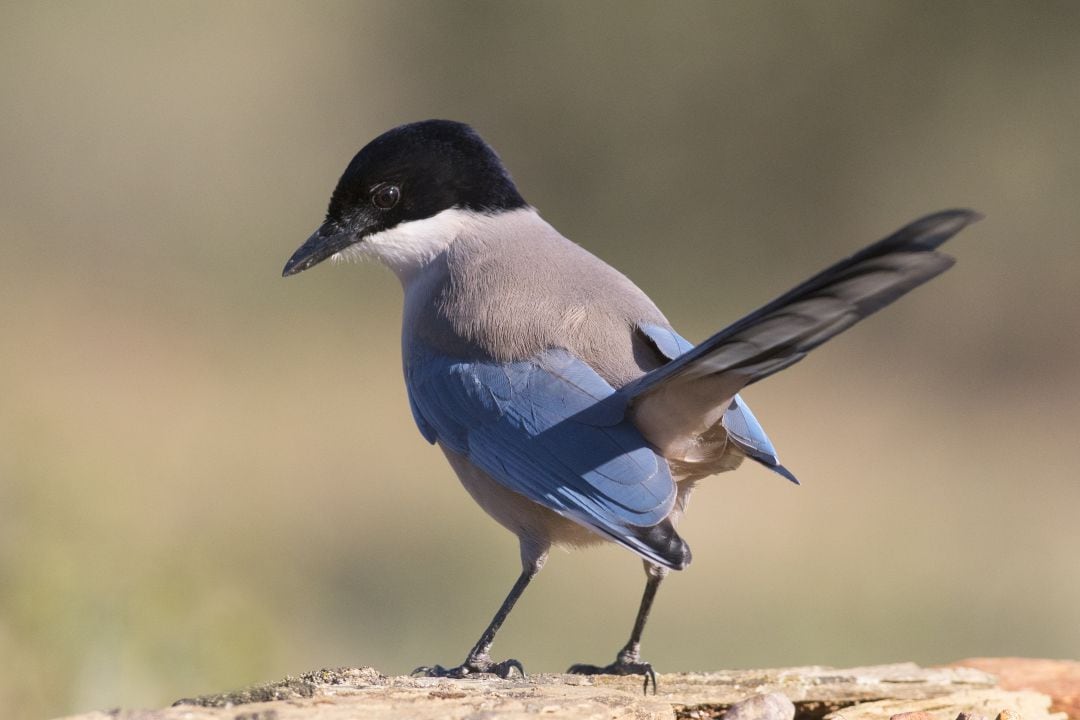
[[329, 120, 526, 222], [283, 120, 527, 276]]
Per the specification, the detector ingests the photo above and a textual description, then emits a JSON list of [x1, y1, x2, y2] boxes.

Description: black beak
[[282, 222, 360, 277]]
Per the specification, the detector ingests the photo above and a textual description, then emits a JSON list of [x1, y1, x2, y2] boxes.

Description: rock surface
[[721, 691, 797, 720], [57, 663, 1073, 720], [952, 659, 1080, 720]]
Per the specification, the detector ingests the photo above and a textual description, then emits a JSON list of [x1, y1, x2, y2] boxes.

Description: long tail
[[625, 209, 980, 462]]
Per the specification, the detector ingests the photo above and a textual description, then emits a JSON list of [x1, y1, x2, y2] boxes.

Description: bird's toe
[[567, 659, 657, 694], [411, 656, 525, 680]]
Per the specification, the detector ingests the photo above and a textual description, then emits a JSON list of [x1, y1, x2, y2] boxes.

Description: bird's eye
[[371, 184, 400, 210]]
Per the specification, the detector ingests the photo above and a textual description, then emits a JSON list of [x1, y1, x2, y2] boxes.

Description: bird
[[282, 119, 979, 692]]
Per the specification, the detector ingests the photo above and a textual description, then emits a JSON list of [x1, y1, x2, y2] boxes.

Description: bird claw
[[412, 655, 525, 680], [567, 659, 657, 694]]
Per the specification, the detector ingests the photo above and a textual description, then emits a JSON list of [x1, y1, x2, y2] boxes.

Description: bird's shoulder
[[415, 208, 673, 386]]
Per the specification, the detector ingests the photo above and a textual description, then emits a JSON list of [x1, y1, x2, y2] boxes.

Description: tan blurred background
[[2, 2, 1079, 718]]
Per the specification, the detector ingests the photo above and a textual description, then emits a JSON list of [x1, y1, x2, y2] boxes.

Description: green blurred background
[[2, 2, 1079, 718]]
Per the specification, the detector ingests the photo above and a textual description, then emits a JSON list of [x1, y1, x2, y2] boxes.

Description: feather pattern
[[406, 342, 680, 566], [625, 210, 979, 400], [636, 323, 796, 483]]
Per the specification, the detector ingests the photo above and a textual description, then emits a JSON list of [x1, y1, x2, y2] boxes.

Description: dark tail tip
[[885, 208, 983, 253], [634, 520, 692, 570]]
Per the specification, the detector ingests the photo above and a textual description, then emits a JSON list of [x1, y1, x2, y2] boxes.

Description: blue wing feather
[[637, 323, 694, 360], [723, 396, 799, 484], [637, 323, 798, 484], [406, 343, 678, 564], [408, 392, 438, 444]]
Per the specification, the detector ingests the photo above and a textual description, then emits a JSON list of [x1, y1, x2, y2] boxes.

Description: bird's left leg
[[568, 561, 666, 693], [413, 542, 547, 679]]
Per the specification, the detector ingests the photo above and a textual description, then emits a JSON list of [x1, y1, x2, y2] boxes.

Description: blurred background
[[2, 2, 1079, 718]]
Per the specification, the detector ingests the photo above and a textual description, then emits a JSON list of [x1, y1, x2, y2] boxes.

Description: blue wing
[[723, 394, 798, 484], [406, 342, 678, 565], [637, 323, 798, 484]]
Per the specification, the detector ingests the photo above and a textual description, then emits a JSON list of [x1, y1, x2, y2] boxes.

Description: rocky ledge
[[60, 659, 1078, 720]]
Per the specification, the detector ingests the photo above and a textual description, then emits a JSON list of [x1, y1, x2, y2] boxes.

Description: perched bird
[[283, 119, 978, 691]]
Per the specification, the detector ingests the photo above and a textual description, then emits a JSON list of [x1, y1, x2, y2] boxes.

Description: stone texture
[[952, 658, 1080, 720], [825, 688, 1060, 720], [55, 662, 1070, 720], [889, 712, 938, 720], [721, 692, 796, 720]]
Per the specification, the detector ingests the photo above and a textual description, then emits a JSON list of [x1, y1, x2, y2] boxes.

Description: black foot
[[412, 654, 525, 680], [568, 659, 657, 694]]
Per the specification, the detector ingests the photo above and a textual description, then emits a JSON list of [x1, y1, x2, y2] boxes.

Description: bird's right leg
[[412, 543, 547, 679], [567, 561, 667, 693]]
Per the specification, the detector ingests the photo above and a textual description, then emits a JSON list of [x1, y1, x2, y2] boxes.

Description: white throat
[[331, 206, 531, 281]]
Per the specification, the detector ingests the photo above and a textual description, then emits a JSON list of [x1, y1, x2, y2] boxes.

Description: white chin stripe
[[335, 207, 472, 273], [331, 207, 535, 277]]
